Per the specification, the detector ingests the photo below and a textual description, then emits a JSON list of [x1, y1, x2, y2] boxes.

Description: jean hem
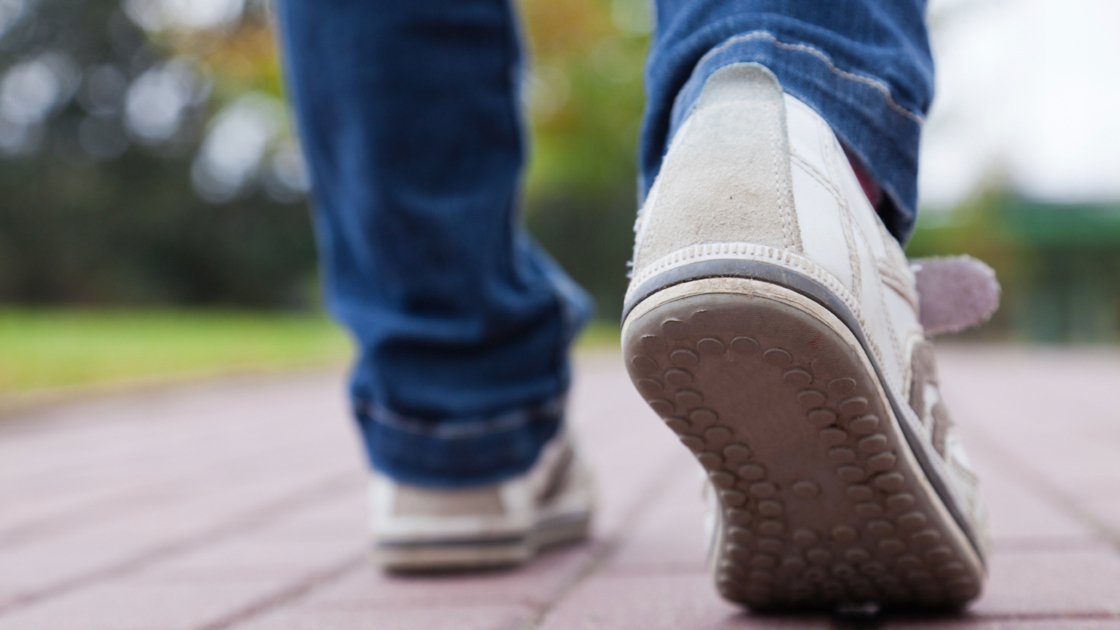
[[354, 394, 566, 440], [357, 394, 566, 488]]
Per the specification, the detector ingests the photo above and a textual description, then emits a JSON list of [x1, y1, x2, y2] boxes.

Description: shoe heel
[[622, 277, 984, 610]]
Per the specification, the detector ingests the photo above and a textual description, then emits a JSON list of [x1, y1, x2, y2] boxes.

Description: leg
[[274, 0, 591, 489], [625, 0, 989, 610]]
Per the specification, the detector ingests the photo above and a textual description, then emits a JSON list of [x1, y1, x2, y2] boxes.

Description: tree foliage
[[0, 0, 651, 316]]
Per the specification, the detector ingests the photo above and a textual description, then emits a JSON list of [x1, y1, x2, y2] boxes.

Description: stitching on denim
[[359, 395, 565, 440], [695, 30, 923, 125]]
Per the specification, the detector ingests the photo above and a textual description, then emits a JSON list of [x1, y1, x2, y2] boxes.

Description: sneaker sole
[[622, 276, 984, 610], [375, 512, 591, 573]]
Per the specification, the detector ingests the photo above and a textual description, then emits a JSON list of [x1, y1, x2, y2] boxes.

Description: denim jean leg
[[642, 0, 933, 242], [274, 0, 593, 487]]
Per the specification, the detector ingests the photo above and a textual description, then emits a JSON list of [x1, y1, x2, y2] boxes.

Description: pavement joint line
[[0, 406, 332, 488], [196, 553, 368, 630], [973, 611, 1120, 621], [0, 486, 183, 550], [962, 418, 1120, 551], [827, 610, 1120, 629], [593, 563, 709, 576], [0, 471, 360, 616], [0, 442, 352, 550], [991, 538, 1108, 553], [517, 454, 695, 630], [5, 352, 1118, 627], [0, 365, 346, 422]]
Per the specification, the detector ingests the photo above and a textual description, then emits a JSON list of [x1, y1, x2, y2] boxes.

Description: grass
[[0, 309, 620, 395], [0, 309, 353, 394], [575, 319, 621, 351]]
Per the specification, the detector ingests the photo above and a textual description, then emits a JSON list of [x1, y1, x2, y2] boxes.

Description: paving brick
[[0, 406, 362, 553], [0, 372, 353, 491], [970, 547, 1120, 617], [1076, 499, 1120, 539], [139, 538, 362, 583], [536, 571, 831, 630], [0, 578, 297, 630], [0, 523, 195, 606], [970, 456, 1100, 549], [2, 349, 1120, 630], [886, 619, 1120, 629], [566, 356, 686, 539], [231, 604, 535, 630], [938, 348, 1120, 500], [603, 456, 708, 573], [291, 544, 598, 609], [246, 493, 366, 542], [938, 347, 1120, 547], [0, 473, 358, 608]]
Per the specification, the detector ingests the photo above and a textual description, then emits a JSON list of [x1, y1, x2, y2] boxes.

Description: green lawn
[[0, 309, 618, 395]]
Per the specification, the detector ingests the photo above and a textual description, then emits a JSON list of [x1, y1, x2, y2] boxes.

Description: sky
[[920, 0, 1120, 209]]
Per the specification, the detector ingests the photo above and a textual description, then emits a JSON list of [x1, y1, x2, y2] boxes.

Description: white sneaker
[[622, 63, 991, 610], [369, 431, 594, 571]]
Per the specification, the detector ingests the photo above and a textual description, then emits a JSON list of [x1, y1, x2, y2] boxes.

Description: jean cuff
[[355, 395, 565, 488]]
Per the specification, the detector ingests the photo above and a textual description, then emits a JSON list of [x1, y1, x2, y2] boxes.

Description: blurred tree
[[0, 0, 653, 316], [0, 0, 314, 307], [0, 0, 653, 317], [518, 0, 650, 320]]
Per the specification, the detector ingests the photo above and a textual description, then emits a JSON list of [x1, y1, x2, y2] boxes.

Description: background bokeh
[[2, 0, 1119, 394], [0, 0, 651, 313]]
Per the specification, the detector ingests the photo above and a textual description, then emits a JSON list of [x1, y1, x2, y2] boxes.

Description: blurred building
[[914, 0, 1120, 343]]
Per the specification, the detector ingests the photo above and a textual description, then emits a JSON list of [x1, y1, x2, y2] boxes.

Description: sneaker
[[369, 431, 594, 571], [622, 63, 991, 610]]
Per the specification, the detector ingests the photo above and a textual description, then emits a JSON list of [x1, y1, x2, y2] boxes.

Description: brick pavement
[[1, 347, 1118, 629]]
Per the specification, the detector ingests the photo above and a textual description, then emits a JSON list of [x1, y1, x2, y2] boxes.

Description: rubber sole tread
[[622, 278, 983, 611]]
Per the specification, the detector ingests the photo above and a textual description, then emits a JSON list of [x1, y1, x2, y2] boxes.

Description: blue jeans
[[275, 0, 932, 487]]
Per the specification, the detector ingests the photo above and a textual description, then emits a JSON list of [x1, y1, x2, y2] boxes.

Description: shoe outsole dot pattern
[[622, 278, 983, 611]]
